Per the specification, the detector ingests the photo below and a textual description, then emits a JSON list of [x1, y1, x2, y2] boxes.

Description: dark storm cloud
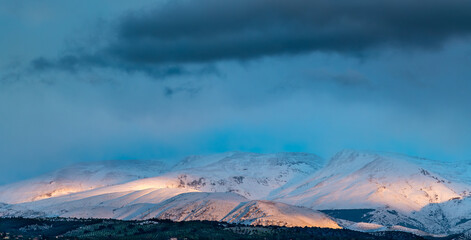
[[31, 55, 103, 73], [29, 54, 219, 79], [30, 0, 471, 72], [108, 0, 471, 64]]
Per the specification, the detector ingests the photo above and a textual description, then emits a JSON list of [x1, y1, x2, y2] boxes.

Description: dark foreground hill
[[0, 217, 458, 240]]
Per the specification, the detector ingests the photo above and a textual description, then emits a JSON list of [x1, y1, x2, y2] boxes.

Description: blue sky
[[1, 0, 471, 184]]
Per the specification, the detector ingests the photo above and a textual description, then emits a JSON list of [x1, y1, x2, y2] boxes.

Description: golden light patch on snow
[[32, 187, 86, 202], [223, 200, 341, 229]]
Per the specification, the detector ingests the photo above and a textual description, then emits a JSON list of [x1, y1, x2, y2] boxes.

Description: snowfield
[[0, 150, 470, 236]]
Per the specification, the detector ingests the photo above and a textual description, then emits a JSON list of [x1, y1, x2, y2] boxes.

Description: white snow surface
[[276, 150, 468, 212], [1, 150, 471, 236], [221, 200, 340, 228], [0, 160, 171, 204]]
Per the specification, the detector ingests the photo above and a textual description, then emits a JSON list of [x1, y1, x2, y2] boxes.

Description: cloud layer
[[110, 0, 471, 63], [30, 0, 471, 72], [1, 0, 471, 184]]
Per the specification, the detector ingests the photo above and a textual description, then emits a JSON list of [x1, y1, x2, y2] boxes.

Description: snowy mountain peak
[[326, 150, 439, 177], [327, 149, 380, 168], [171, 152, 241, 170], [172, 151, 323, 171], [277, 150, 467, 214], [327, 149, 420, 167], [2, 151, 471, 236]]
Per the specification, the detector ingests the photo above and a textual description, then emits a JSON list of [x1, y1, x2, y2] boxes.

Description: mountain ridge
[[1, 150, 470, 237]]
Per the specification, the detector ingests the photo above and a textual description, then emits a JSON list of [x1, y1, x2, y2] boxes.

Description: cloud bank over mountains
[[0, 0, 471, 184]]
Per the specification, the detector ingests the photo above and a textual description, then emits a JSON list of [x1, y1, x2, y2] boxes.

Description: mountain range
[[1, 150, 470, 237]]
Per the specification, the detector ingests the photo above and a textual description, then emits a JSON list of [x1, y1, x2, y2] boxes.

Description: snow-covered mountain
[[0, 152, 322, 204], [1, 150, 470, 237], [160, 152, 323, 199], [0, 152, 329, 227], [0, 160, 171, 204], [274, 150, 471, 235], [275, 150, 468, 212]]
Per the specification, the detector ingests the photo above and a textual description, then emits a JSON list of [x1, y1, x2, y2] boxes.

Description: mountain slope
[[222, 200, 340, 228], [272, 150, 471, 234], [276, 150, 468, 212], [115, 192, 247, 221], [0, 152, 323, 205], [0, 160, 171, 204], [160, 152, 324, 199], [3, 191, 341, 228]]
